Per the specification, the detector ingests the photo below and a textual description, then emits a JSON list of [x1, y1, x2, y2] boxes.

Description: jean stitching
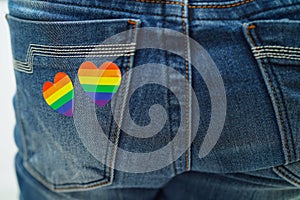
[[14, 92, 30, 177], [23, 161, 110, 191], [23, 50, 136, 55], [268, 66, 296, 162], [252, 46, 300, 51], [253, 50, 300, 55], [135, 0, 254, 8], [253, 55, 300, 61], [188, 0, 251, 6], [30, 47, 136, 52], [163, 3, 177, 174], [28, 43, 137, 48], [22, 43, 135, 57], [274, 166, 300, 186], [13, 43, 136, 73], [26, 50, 135, 54], [191, 3, 300, 20], [31, 0, 181, 18], [188, 0, 253, 8], [247, 24, 292, 163], [13, 54, 134, 73], [254, 30, 294, 163], [21, 43, 136, 61], [252, 46, 300, 60], [30, 0, 300, 20], [109, 21, 138, 183], [181, 0, 191, 171], [137, 0, 183, 5]]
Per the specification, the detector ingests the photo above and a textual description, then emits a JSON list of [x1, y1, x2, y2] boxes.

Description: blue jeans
[[7, 0, 300, 199]]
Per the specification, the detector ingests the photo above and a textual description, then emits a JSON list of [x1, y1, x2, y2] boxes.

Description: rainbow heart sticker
[[42, 72, 74, 117], [78, 61, 122, 107]]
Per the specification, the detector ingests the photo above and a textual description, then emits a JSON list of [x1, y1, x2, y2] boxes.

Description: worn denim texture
[[7, 0, 300, 199]]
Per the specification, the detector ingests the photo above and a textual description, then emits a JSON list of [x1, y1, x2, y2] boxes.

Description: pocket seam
[[108, 20, 139, 181], [23, 162, 111, 191], [13, 43, 137, 73], [273, 166, 300, 187], [245, 23, 294, 163], [135, 0, 254, 9], [251, 45, 300, 61]]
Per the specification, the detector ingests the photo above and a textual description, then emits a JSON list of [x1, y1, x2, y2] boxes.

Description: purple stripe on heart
[[56, 100, 74, 115], [64, 108, 74, 117], [95, 100, 110, 107], [86, 92, 114, 101]]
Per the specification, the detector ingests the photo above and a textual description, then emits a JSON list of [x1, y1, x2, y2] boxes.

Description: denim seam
[[252, 46, 300, 51], [164, 11, 177, 175], [109, 21, 139, 183], [31, 0, 300, 20], [252, 55, 300, 61], [13, 54, 134, 73], [181, 0, 191, 172], [13, 43, 136, 73], [135, 0, 254, 8], [253, 28, 295, 163], [252, 46, 300, 60], [16, 156, 77, 200], [268, 66, 296, 162], [192, 3, 300, 20], [32, 0, 181, 18], [17, 44, 136, 63], [189, 0, 252, 6], [273, 166, 300, 187], [14, 91, 30, 169], [26, 43, 137, 48], [23, 161, 111, 191], [247, 24, 292, 163], [27, 47, 137, 52]]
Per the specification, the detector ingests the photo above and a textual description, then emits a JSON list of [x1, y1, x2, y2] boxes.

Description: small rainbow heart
[[43, 72, 74, 117], [78, 61, 122, 107]]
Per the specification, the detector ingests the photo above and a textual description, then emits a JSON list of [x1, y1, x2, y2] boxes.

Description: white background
[[0, 0, 19, 199]]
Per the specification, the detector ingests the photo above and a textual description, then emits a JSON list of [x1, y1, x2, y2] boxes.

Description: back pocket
[[8, 15, 140, 191], [243, 20, 300, 165]]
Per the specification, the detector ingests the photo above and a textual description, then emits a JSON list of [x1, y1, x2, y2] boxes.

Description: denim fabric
[[7, 0, 300, 199]]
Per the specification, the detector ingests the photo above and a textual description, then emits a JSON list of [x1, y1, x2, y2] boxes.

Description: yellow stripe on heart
[[79, 76, 122, 85], [45, 82, 74, 105]]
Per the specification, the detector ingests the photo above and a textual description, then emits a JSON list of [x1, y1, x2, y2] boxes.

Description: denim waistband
[[9, 0, 300, 20]]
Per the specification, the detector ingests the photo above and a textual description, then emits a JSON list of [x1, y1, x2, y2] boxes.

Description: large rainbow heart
[[78, 61, 122, 107], [42, 72, 74, 117]]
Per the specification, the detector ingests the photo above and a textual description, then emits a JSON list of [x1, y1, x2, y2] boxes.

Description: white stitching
[[254, 55, 300, 61], [14, 43, 136, 73], [28, 49, 135, 55], [13, 53, 135, 73], [189, 0, 249, 6], [251, 46, 300, 61], [253, 49, 300, 54], [252, 46, 300, 51], [22, 53, 134, 58], [25, 44, 136, 65], [14, 53, 134, 65], [30, 47, 136, 52], [254, 53, 300, 58], [29, 43, 136, 48]]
